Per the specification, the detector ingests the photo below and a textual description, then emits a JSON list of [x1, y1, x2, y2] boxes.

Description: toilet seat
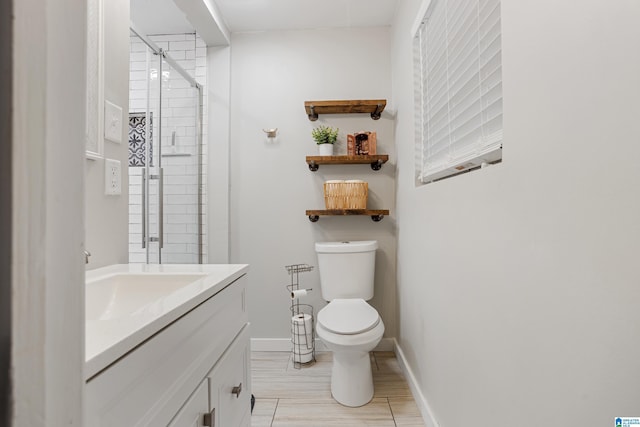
[[318, 299, 380, 335]]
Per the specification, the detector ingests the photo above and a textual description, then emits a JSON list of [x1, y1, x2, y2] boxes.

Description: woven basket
[[344, 180, 368, 209], [323, 180, 344, 209], [323, 180, 368, 209]]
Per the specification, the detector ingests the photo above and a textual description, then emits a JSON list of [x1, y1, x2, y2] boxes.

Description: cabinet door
[[168, 379, 209, 427], [209, 326, 251, 427]]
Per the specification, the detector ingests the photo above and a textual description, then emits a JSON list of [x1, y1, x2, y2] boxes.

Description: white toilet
[[315, 240, 384, 407]]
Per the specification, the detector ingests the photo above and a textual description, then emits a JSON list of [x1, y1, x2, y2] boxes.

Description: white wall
[[392, 0, 640, 425], [206, 45, 232, 263], [229, 28, 398, 341], [85, 0, 130, 269]]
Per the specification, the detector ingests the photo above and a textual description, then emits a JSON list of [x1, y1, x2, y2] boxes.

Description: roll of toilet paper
[[291, 289, 311, 299], [291, 314, 314, 364]]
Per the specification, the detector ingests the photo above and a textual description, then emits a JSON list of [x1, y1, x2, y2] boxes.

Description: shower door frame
[[130, 24, 204, 264]]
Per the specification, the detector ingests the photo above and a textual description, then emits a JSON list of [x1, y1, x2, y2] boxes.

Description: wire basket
[[323, 180, 368, 209], [285, 264, 316, 368], [291, 308, 314, 365]]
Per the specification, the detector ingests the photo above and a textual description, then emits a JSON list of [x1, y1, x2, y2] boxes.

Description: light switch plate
[[104, 100, 123, 143], [104, 158, 122, 195]]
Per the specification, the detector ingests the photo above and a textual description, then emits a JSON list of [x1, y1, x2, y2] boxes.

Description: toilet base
[[316, 305, 384, 407], [330, 350, 374, 407]]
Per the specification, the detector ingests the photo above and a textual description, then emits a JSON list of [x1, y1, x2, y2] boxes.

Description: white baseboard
[[250, 337, 395, 352], [393, 339, 439, 427], [375, 337, 395, 351]]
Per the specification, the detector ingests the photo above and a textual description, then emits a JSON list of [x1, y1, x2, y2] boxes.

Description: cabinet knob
[[231, 383, 242, 398], [203, 408, 215, 426]]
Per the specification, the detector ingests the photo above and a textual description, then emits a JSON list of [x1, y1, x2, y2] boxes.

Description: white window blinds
[[414, 0, 503, 183]]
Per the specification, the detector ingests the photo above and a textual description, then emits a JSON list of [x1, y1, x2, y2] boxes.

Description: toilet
[[315, 240, 384, 407]]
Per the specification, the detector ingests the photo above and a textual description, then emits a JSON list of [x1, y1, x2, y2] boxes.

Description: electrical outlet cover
[[104, 100, 123, 143], [104, 158, 122, 195]]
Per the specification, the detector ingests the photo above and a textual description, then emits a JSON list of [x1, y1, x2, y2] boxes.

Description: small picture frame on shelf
[[347, 131, 377, 156]]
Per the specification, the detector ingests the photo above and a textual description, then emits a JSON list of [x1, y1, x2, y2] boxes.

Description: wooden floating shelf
[[306, 154, 389, 171], [304, 99, 386, 121], [306, 209, 390, 222]]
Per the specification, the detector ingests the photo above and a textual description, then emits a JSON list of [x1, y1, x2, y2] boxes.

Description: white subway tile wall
[[128, 33, 208, 264]]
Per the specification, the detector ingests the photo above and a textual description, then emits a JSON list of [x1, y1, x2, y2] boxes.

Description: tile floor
[[251, 351, 425, 427]]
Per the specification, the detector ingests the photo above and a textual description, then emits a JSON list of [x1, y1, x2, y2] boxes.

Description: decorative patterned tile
[[128, 112, 153, 167]]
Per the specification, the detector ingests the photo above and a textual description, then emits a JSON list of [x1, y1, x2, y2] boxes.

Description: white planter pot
[[318, 144, 334, 156]]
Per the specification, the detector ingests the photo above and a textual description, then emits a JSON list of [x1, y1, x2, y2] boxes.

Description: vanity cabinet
[[206, 329, 251, 427], [167, 379, 209, 427], [167, 327, 250, 427], [85, 273, 251, 427]]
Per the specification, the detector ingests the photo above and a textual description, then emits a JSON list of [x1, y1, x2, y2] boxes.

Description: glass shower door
[[157, 57, 201, 264], [128, 31, 202, 264]]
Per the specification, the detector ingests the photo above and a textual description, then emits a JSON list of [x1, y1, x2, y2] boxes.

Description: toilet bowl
[[316, 298, 385, 407]]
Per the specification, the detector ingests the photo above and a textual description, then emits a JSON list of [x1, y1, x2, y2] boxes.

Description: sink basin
[[85, 273, 207, 321], [85, 263, 249, 379]]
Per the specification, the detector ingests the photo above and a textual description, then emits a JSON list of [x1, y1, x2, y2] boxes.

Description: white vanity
[[85, 264, 251, 426]]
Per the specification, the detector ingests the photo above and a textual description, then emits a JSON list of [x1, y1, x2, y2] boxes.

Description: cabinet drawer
[[167, 379, 209, 427], [208, 326, 251, 427]]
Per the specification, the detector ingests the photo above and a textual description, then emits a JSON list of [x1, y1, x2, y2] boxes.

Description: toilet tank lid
[[315, 240, 378, 253]]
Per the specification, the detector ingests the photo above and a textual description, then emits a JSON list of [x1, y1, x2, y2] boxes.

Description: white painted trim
[[393, 339, 440, 427], [85, 152, 103, 161], [85, 0, 104, 158], [13, 0, 86, 425], [376, 337, 395, 352], [12, 0, 48, 421], [410, 0, 434, 37]]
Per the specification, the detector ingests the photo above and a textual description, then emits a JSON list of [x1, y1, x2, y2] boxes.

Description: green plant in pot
[[312, 125, 339, 156]]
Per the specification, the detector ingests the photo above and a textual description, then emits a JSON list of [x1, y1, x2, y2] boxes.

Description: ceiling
[[131, 0, 398, 36]]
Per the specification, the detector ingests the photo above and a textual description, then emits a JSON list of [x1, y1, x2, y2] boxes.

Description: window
[[413, 0, 503, 183]]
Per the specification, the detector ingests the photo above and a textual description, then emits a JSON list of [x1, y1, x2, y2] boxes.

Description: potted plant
[[312, 125, 339, 156]]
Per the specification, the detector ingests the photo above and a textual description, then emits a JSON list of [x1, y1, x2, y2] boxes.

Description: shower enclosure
[[128, 27, 205, 264]]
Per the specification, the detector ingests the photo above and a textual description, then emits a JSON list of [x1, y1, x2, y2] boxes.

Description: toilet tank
[[315, 240, 378, 301]]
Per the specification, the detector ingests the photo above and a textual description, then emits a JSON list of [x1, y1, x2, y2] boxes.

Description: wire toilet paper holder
[[285, 263, 316, 368]]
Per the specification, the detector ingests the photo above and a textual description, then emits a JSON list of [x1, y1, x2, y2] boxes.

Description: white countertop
[[85, 263, 249, 380]]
